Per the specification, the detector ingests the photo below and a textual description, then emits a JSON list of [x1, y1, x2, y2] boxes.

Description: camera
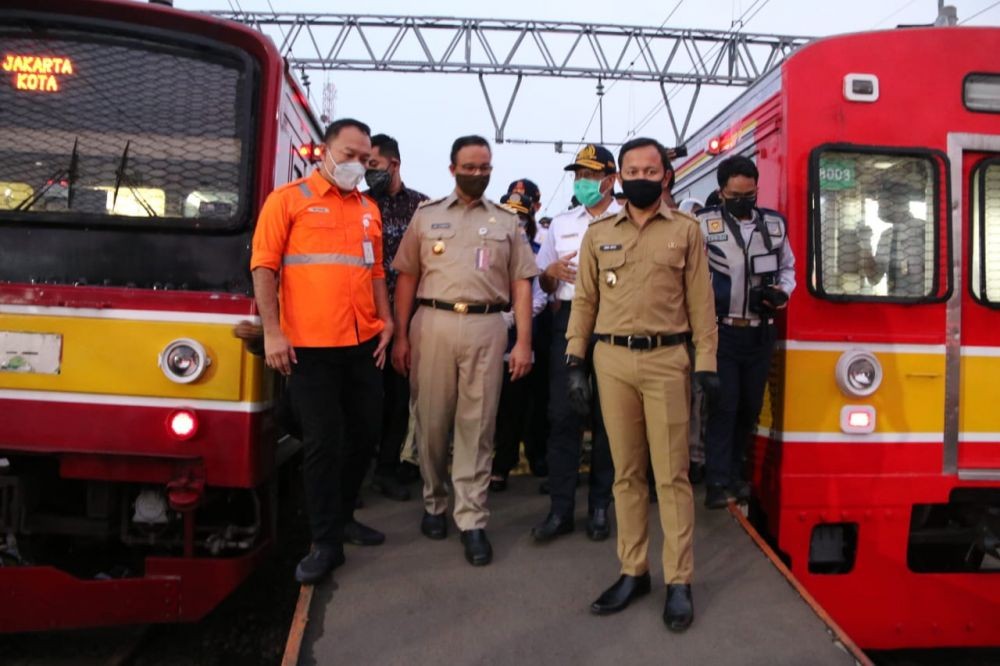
[[747, 253, 787, 315]]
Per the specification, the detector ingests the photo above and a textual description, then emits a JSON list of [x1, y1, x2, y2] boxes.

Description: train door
[[954, 141, 1000, 480]]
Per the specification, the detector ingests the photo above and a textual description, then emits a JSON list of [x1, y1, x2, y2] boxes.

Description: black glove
[[694, 371, 721, 407], [566, 356, 591, 417], [762, 286, 789, 309]]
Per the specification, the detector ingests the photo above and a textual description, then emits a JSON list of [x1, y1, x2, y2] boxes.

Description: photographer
[[697, 156, 795, 509]]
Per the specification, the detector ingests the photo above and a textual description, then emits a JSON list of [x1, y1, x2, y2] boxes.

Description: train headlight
[[835, 350, 882, 397], [158, 338, 211, 384], [167, 409, 199, 440]]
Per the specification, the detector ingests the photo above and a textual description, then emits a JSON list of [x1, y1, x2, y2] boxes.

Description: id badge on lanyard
[[362, 216, 375, 267]]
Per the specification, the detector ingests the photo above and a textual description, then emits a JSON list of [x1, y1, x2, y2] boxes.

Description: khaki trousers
[[593, 340, 694, 584], [409, 306, 506, 531]]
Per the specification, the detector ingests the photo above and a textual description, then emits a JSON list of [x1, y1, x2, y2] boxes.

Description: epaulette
[[588, 210, 618, 226], [496, 202, 520, 215], [417, 196, 447, 208]]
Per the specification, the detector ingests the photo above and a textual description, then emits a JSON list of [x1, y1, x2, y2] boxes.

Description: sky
[[172, 0, 1000, 215]]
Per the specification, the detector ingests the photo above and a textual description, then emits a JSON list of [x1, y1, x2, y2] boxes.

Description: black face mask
[[455, 173, 490, 200], [365, 168, 391, 196], [620, 178, 663, 209], [724, 195, 757, 219]]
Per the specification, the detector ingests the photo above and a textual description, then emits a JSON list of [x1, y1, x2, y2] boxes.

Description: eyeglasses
[[457, 164, 493, 175]]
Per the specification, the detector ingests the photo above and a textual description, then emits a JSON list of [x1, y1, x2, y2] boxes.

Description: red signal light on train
[[297, 144, 312, 158], [297, 143, 324, 163], [167, 409, 199, 441], [707, 137, 723, 155]]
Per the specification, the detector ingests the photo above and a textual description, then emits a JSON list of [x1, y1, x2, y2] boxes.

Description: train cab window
[[0, 28, 253, 230], [971, 161, 1000, 304], [811, 150, 942, 300]]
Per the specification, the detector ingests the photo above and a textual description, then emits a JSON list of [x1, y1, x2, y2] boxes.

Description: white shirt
[[536, 198, 623, 301]]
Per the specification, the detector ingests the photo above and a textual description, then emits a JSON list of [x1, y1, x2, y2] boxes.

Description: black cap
[[564, 144, 616, 173], [501, 179, 540, 214]]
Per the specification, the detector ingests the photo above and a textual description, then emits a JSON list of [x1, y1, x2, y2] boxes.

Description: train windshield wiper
[[15, 138, 79, 212], [111, 140, 157, 217]]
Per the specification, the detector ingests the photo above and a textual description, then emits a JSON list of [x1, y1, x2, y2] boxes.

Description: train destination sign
[[2, 54, 75, 92]]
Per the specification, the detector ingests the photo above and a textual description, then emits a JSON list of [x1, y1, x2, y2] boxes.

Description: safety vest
[[697, 205, 787, 322]]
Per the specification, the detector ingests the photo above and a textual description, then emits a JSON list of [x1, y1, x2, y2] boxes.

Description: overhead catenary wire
[[961, 0, 1000, 24], [869, 0, 921, 28]]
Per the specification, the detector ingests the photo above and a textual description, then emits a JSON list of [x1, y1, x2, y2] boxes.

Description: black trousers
[[546, 303, 613, 517], [290, 338, 383, 547], [376, 339, 410, 474], [704, 324, 776, 488], [492, 308, 552, 477]]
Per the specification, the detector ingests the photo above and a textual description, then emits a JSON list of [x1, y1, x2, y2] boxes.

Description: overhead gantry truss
[[212, 12, 811, 144]]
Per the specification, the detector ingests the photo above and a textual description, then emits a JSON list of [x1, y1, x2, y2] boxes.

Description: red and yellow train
[[674, 25, 1000, 649], [0, 0, 320, 631]]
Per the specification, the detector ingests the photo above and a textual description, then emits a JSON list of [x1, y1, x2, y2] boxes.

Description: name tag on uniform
[[767, 221, 782, 237], [307, 206, 330, 214], [431, 222, 451, 229], [600, 244, 622, 251], [706, 233, 728, 242], [362, 239, 375, 266], [475, 246, 491, 271], [560, 233, 579, 239]]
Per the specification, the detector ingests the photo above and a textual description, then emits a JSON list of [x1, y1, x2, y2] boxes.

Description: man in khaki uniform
[[566, 137, 719, 631], [391, 135, 538, 566]]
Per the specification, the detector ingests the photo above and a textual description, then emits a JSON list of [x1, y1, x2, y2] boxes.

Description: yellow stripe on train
[[0, 313, 270, 403]]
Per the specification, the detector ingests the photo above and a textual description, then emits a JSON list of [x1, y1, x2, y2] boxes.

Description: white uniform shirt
[[736, 214, 797, 295], [536, 199, 623, 301]]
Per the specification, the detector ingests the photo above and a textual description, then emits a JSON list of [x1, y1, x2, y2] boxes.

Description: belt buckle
[[627, 334, 651, 349], [732, 318, 751, 328], [453, 302, 468, 314]]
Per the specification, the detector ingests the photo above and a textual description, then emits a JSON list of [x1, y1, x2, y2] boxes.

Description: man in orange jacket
[[251, 118, 393, 584]]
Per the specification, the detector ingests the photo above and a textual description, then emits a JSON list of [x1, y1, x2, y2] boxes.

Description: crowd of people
[[246, 118, 795, 632]]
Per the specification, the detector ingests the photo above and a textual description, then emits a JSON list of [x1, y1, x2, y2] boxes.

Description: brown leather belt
[[418, 298, 506, 314], [597, 333, 689, 350]]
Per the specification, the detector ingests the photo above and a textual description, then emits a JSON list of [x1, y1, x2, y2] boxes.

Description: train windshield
[[0, 28, 252, 230], [813, 150, 941, 300]]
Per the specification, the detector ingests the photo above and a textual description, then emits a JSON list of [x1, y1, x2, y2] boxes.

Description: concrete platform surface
[[300, 477, 857, 666]]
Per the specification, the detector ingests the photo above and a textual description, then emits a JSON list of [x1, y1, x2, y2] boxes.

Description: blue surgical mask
[[573, 178, 604, 207]]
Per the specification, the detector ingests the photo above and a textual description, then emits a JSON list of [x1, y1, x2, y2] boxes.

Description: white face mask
[[322, 152, 366, 191]]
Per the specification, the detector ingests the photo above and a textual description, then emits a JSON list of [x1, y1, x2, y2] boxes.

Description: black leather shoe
[[590, 573, 651, 615], [372, 473, 411, 501], [586, 507, 610, 541], [489, 475, 508, 492], [420, 511, 447, 540], [531, 513, 574, 542], [705, 484, 729, 509], [730, 481, 751, 502], [294, 545, 345, 584], [663, 584, 694, 631], [342, 520, 385, 546], [688, 462, 706, 485], [460, 529, 493, 566]]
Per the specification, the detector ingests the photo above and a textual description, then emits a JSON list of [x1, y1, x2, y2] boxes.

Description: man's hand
[[391, 336, 411, 377], [373, 320, 394, 369], [264, 328, 297, 376], [544, 251, 578, 284], [508, 341, 533, 381], [762, 286, 789, 311], [567, 357, 591, 416], [694, 371, 721, 407]]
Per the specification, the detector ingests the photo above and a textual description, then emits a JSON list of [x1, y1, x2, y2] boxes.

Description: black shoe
[[586, 507, 610, 542], [342, 520, 385, 546], [730, 481, 751, 502], [705, 484, 729, 510], [688, 462, 706, 485], [538, 480, 550, 495], [397, 461, 421, 485], [489, 475, 508, 492], [590, 573, 651, 615], [420, 511, 447, 540], [531, 513, 574, 542], [294, 545, 345, 584], [663, 584, 694, 631], [372, 473, 411, 502], [460, 529, 493, 566]]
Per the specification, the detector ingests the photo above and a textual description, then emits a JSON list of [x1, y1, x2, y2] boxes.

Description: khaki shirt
[[392, 191, 539, 303], [567, 202, 718, 372]]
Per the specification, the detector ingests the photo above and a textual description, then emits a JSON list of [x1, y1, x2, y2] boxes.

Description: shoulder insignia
[[707, 218, 725, 235], [497, 202, 520, 215], [417, 196, 447, 208], [588, 210, 617, 226]]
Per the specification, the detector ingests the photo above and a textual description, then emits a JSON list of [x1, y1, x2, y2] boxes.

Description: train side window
[[810, 148, 945, 302], [971, 160, 1000, 305]]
